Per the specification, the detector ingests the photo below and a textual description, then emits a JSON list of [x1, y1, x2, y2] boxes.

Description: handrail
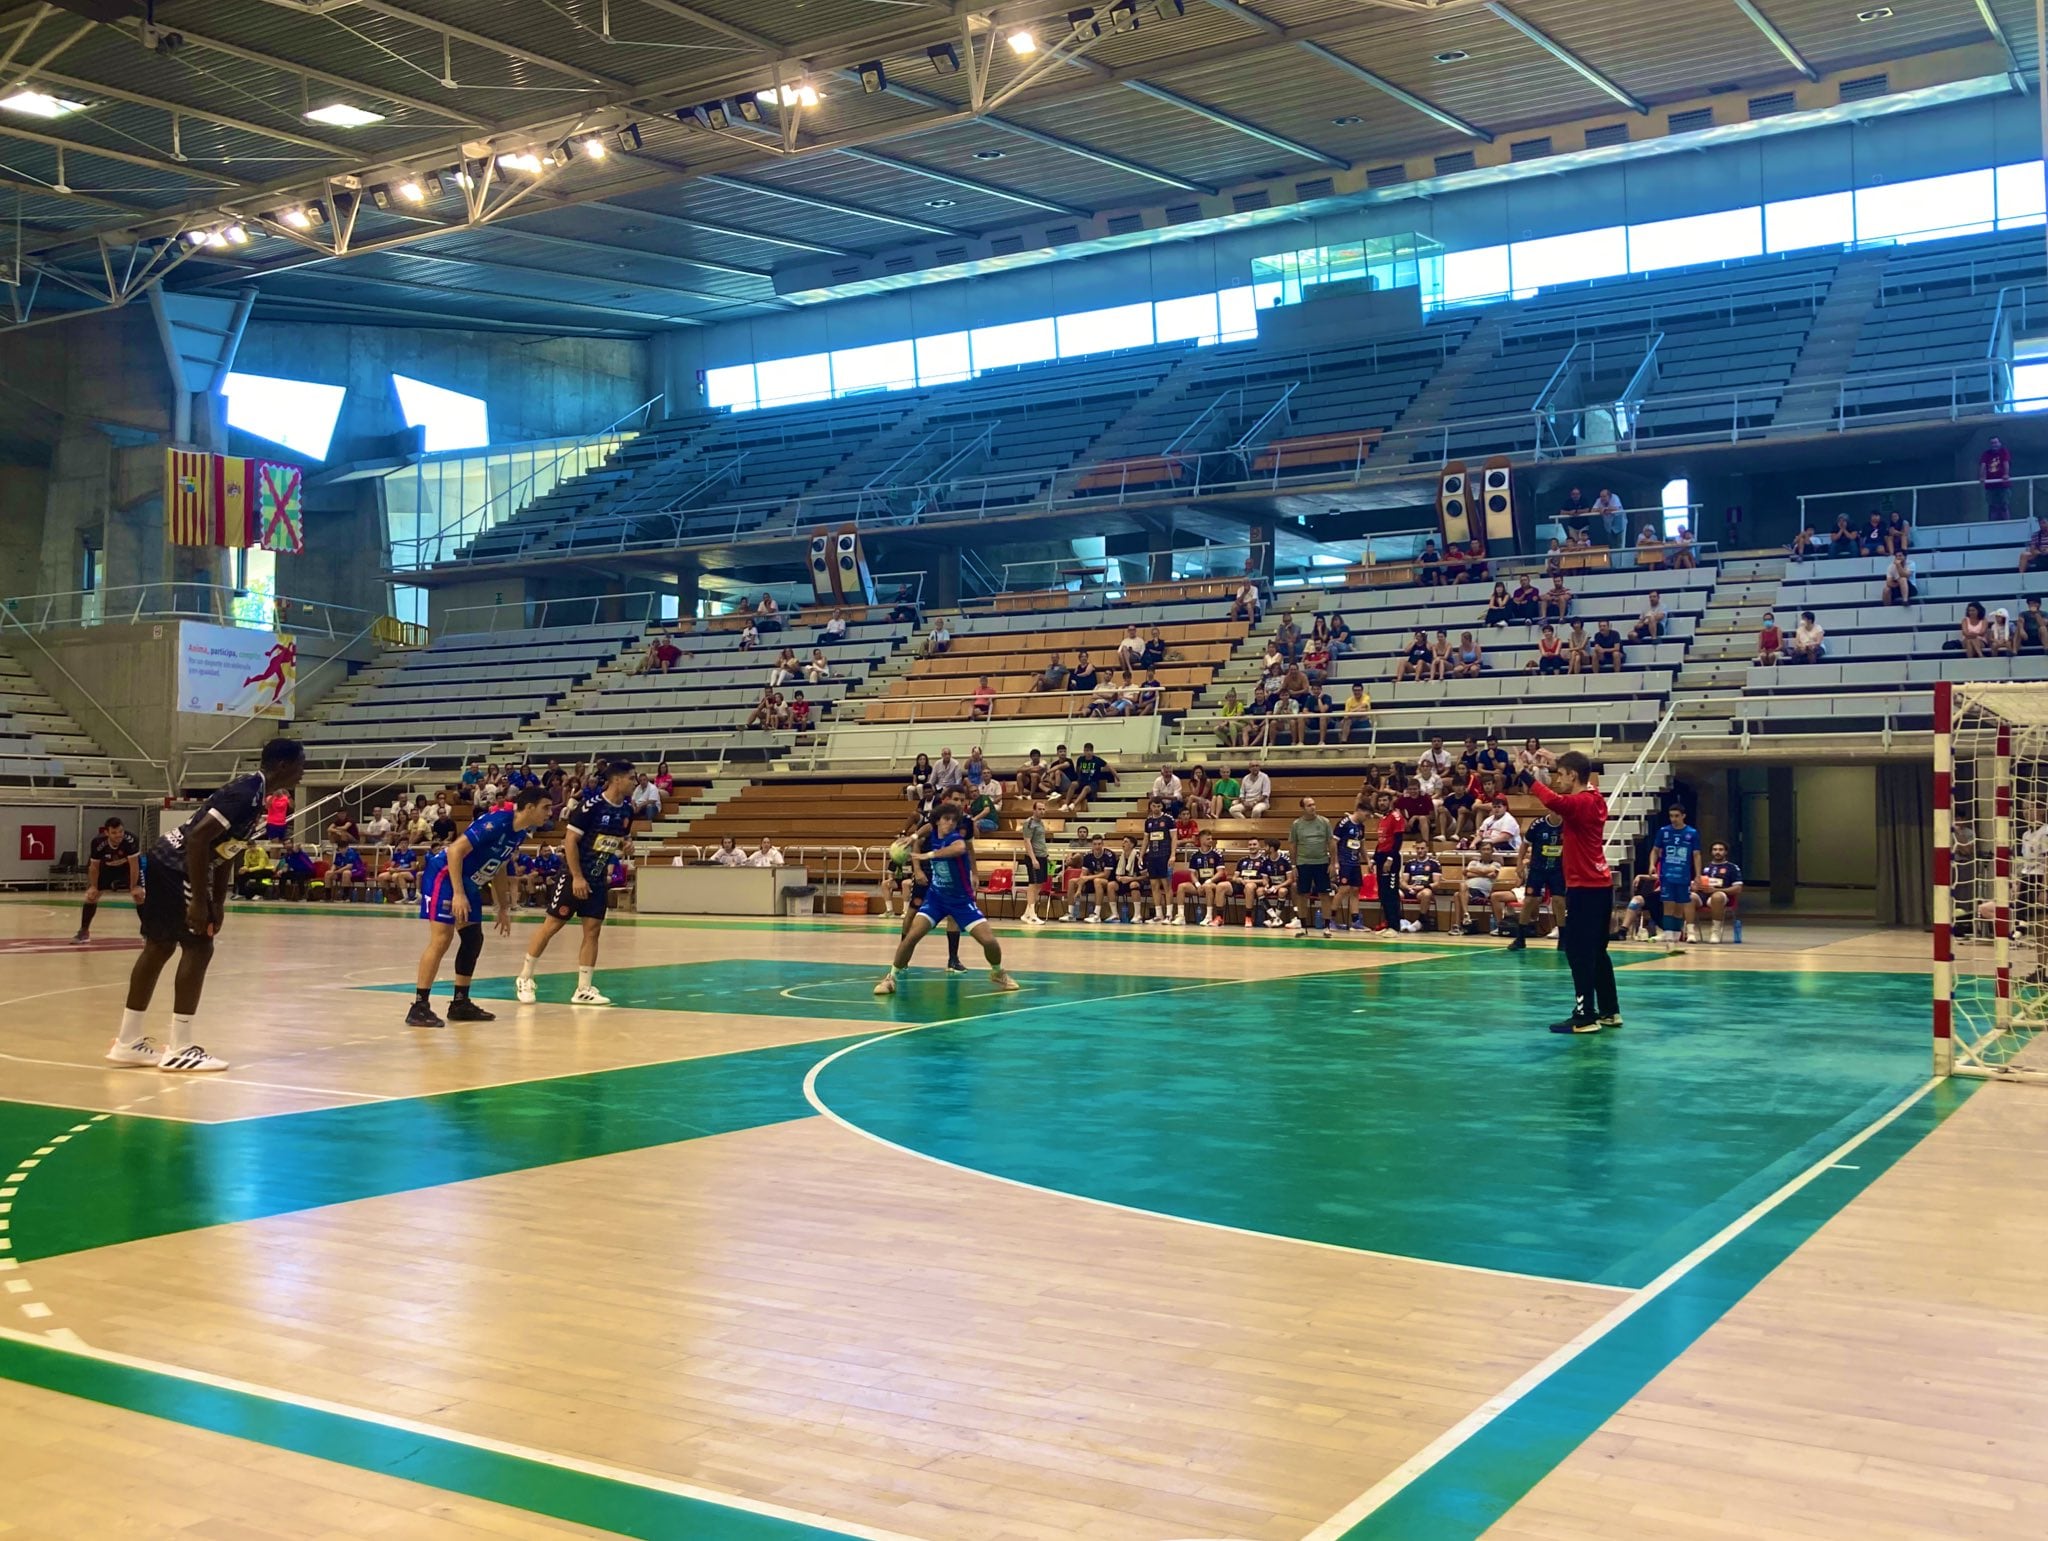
[[0, 582, 385, 639], [1162, 386, 1240, 458], [1617, 332, 1665, 414], [912, 422, 997, 517], [983, 539, 1267, 603], [442, 392, 662, 533], [1229, 379, 1298, 455], [1600, 694, 1683, 832], [1797, 472, 2048, 529], [651, 448, 748, 517], [439, 589, 666, 636]]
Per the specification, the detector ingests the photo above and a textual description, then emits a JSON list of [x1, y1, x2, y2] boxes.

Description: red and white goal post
[[1935, 680, 2048, 1079]]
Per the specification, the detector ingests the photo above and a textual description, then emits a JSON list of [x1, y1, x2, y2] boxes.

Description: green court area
[[813, 952, 1939, 1286], [375, 956, 1225, 1022]]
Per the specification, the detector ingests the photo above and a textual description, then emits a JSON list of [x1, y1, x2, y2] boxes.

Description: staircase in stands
[[1374, 311, 1508, 463], [0, 640, 147, 799], [1667, 552, 1786, 744], [1769, 251, 1888, 431]]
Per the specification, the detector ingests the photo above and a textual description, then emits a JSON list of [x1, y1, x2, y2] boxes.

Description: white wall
[[1794, 765, 1877, 890]]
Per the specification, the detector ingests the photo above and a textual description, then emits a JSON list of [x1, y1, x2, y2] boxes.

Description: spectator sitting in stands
[[930, 747, 965, 797], [1261, 638, 1287, 680], [1066, 650, 1100, 695], [744, 688, 785, 730], [1450, 631, 1484, 679], [822, 607, 848, 641], [2018, 515, 2048, 574], [1067, 742, 1115, 812], [967, 785, 1000, 836], [237, 842, 275, 901], [1669, 525, 1697, 569], [1461, 541, 1490, 586], [968, 675, 996, 722], [1141, 626, 1169, 669], [1032, 653, 1070, 692], [1416, 541, 1442, 587], [1507, 576, 1541, 624], [460, 761, 483, 790], [1117, 670, 1144, 715], [362, 809, 392, 846], [1185, 766, 1215, 818], [768, 647, 800, 687], [1338, 682, 1371, 744], [1540, 574, 1571, 622], [1281, 658, 1312, 709], [2023, 597, 2048, 652], [1395, 628, 1432, 683], [1116, 624, 1146, 669], [738, 619, 759, 651], [1634, 524, 1664, 566], [711, 837, 746, 867], [1484, 582, 1512, 627], [647, 634, 682, 674], [744, 837, 785, 867], [756, 594, 783, 632], [1567, 525, 1594, 550], [903, 752, 933, 808], [1216, 686, 1247, 745], [1543, 539, 1565, 577], [1327, 614, 1354, 655], [887, 584, 920, 625], [1630, 590, 1666, 641], [1828, 513, 1858, 558], [1310, 613, 1331, 652], [275, 841, 315, 902], [1755, 611, 1782, 665], [630, 775, 663, 820], [380, 838, 420, 901], [1882, 551, 1917, 606], [1859, 511, 1888, 557], [1232, 576, 1262, 624], [1565, 619, 1590, 675], [1787, 610, 1827, 664], [1233, 762, 1272, 818], [1150, 767, 1184, 816], [1137, 671, 1163, 716], [1591, 487, 1623, 529], [1274, 615, 1302, 663], [1883, 508, 1911, 554], [1439, 544, 1467, 586], [1959, 601, 1991, 657], [1790, 525, 1818, 561], [1303, 638, 1332, 686], [1982, 436, 2013, 519], [1427, 628, 1453, 682], [1990, 607, 2019, 657], [1592, 617, 1626, 673], [789, 692, 813, 731], [1529, 623, 1566, 675], [924, 617, 953, 657], [1086, 673, 1119, 717]]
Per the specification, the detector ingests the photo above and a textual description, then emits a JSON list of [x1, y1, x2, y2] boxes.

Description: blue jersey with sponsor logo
[[567, 793, 633, 883], [1654, 823, 1702, 879]]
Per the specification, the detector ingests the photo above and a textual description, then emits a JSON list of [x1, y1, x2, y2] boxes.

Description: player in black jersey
[[76, 816, 141, 943], [1140, 798, 1177, 924], [107, 738, 304, 1072], [516, 759, 635, 1006]]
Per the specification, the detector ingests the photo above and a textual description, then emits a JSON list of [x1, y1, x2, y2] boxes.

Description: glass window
[[1764, 191, 1853, 253], [1443, 244, 1511, 306], [1509, 226, 1628, 291], [2013, 363, 2048, 412], [705, 364, 757, 412], [231, 546, 276, 628], [752, 352, 832, 408], [916, 331, 972, 387], [1216, 286, 1259, 342], [969, 317, 1057, 372], [830, 340, 917, 396], [1056, 301, 1154, 358], [390, 584, 426, 629], [1155, 293, 1220, 345], [1628, 207, 1761, 274], [1997, 161, 2046, 229], [659, 592, 680, 621], [1856, 170, 1994, 245], [1661, 477, 1691, 540], [392, 374, 489, 452], [220, 371, 347, 461]]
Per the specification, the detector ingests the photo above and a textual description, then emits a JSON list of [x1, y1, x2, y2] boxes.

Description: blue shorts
[[1337, 861, 1362, 888], [919, 885, 986, 931], [418, 860, 481, 926], [1658, 874, 1694, 907]]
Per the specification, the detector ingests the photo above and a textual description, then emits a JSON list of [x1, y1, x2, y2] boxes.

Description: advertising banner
[[177, 621, 296, 718]]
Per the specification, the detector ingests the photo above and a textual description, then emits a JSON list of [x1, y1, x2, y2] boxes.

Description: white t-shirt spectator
[[1416, 769, 1445, 803], [1479, 808, 1522, 852], [1234, 771, 1272, 816], [806, 654, 831, 684], [1793, 617, 1826, 654], [930, 756, 965, 792], [2020, 821, 2048, 878], [630, 781, 663, 817], [1149, 771, 1182, 804], [744, 843, 785, 867], [712, 843, 746, 867], [1418, 746, 1453, 778], [739, 623, 759, 649], [362, 814, 392, 844], [823, 615, 847, 640], [1117, 633, 1145, 666]]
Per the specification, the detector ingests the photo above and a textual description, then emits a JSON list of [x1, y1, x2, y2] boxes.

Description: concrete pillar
[[674, 563, 700, 618], [1768, 765, 1797, 907], [1146, 519, 1178, 583]]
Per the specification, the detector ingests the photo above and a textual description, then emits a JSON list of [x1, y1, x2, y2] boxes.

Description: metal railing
[[439, 590, 666, 637], [0, 582, 388, 639], [1796, 473, 2048, 530], [982, 540, 1266, 609]]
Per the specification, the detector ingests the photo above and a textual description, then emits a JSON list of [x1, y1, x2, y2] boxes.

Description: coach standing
[[1527, 750, 1621, 1034]]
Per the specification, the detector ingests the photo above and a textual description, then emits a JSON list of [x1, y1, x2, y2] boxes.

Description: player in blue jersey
[[408, 786, 556, 1027], [1696, 841, 1743, 943], [516, 759, 636, 1006], [875, 805, 1018, 994], [1507, 807, 1567, 950], [1332, 802, 1367, 930], [1184, 832, 1226, 925], [1652, 803, 1704, 944]]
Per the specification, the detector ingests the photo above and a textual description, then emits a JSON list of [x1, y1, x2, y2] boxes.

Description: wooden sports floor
[[0, 896, 2043, 1541]]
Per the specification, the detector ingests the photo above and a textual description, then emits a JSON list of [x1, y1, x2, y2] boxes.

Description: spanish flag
[[213, 454, 258, 546], [166, 448, 215, 545]]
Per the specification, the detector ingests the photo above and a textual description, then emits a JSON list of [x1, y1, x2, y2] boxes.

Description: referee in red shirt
[[1526, 750, 1621, 1033]]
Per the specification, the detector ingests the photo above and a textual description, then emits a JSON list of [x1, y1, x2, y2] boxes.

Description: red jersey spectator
[[1982, 436, 2013, 519]]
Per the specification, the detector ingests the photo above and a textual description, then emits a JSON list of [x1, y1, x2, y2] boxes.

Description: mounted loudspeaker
[[834, 525, 875, 606], [1437, 462, 1474, 549], [807, 528, 837, 603], [1480, 457, 1516, 547]]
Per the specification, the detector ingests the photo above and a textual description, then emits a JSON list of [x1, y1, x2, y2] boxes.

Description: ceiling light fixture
[[280, 206, 313, 230], [496, 150, 544, 174], [687, 101, 729, 130], [1155, 0, 1186, 17], [1108, 1, 1141, 32], [973, 148, 1005, 160], [926, 197, 957, 208], [1855, 5, 1892, 16], [756, 82, 819, 108], [1007, 28, 1037, 54], [1068, 8, 1099, 40], [0, 90, 85, 118], [222, 224, 248, 246], [1332, 114, 1362, 125], [576, 134, 607, 159], [858, 60, 887, 93], [929, 42, 961, 74], [736, 96, 763, 123], [1433, 49, 1469, 63], [395, 177, 425, 203], [304, 102, 385, 127], [616, 122, 644, 151]]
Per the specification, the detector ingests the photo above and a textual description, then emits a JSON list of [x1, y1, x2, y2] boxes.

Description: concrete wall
[[0, 464, 46, 595], [234, 321, 652, 463]]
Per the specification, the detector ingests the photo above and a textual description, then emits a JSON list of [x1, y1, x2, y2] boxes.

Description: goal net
[[1937, 680, 2048, 1079]]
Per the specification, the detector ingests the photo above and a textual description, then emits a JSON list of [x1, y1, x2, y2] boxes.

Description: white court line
[[1296, 1075, 1943, 1541], [804, 981, 1630, 1295], [0, 1321, 934, 1541]]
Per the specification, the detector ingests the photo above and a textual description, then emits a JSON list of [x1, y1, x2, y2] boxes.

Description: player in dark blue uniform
[[1185, 834, 1226, 925], [516, 759, 635, 1006], [1333, 804, 1367, 930], [1140, 798, 1177, 924], [1698, 842, 1743, 943], [1258, 845, 1294, 928], [1507, 809, 1567, 950], [875, 806, 1017, 994], [1652, 803, 1704, 944], [77, 816, 142, 943], [408, 786, 556, 1027], [108, 738, 305, 1073]]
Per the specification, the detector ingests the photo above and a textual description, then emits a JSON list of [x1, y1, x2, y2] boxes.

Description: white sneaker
[[872, 972, 897, 996], [569, 985, 611, 1006], [105, 1035, 164, 1067], [159, 1044, 228, 1073], [1683, 926, 1698, 944], [988, 970, 1020, 993], [1286, 916, 1304, 931], [514, 974, 537, 1004], [1088, 909, 1102, 923]]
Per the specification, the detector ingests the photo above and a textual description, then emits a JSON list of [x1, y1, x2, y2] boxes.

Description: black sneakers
[[446, 998, 497, 1023], [405, 1000, 444, 1028], [1506, 933, 1526, 951], [1548, 1015, 1603, 1034]]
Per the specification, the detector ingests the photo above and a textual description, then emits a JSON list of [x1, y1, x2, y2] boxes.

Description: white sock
[[119, 1006, 146, 1043], [518, 955, 536, 981], [577, 967, 594, 991], [168, 1013, 195, 1051]]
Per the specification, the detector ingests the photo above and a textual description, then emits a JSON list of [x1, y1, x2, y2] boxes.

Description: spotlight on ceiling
[[395, 176, 426, 203], [973, 148, 1005, 160], [182, 228, 208, 247], [756, 81, 819, 108], [575, 134, 608, 159], [304, 102, 384, 127], [1108, 1, 1141, 32], [0, 90, 86, 118], [1068, 8, 1098, 40], [858, 60, 887, 93], [1155, 0, 1185, 17], [223, 224, 248, 246], [1006, 28, 1037, 54], [928, 42, 961, 75], [615, 122, 644, 152], [736, 95, 763, 123], [369, 182, 395, 210], [420, 170, 444, 198], [686, 101, 729, 130], [1855, 5, 1892, 17], [1433, 49, 1469, 63], [496, 150, 544, 175], [279, 206, 313, 230]]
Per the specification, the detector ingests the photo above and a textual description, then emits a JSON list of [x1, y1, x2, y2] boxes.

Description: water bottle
[[1732, 917, 1743, 943]]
